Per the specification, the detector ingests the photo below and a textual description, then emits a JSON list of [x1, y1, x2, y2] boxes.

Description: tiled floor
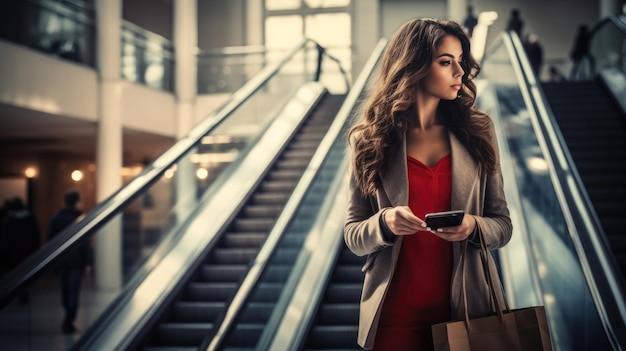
[[0, 273, 118, 351]]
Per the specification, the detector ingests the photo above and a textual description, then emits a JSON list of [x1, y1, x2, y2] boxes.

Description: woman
[[344, 18, 512, 350]]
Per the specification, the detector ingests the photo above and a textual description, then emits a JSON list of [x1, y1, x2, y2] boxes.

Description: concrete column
[[95, 0, 123, 290], [174, 0, 198, 220], [246, 0, 263, 46], [353, 0, 380, 80], [447, 0, 467, 24], [175, 0, 197, 130]]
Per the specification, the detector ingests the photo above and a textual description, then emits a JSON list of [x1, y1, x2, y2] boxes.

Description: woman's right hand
[[383, 206, 428, 235]]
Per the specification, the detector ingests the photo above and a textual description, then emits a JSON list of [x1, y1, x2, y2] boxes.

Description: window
[[264, 0, 351, 92]]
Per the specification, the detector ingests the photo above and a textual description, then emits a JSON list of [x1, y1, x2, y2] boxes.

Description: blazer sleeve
[[344, 166, 396, 257], [472, 120, 513, 250]]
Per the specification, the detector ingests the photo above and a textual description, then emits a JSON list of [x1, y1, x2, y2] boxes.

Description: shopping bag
[[432, 305, 552, 351], [432, 228, 552, 350]]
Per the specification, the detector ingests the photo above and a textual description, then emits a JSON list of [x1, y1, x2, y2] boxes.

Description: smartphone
[[425, 210, 465, 230]]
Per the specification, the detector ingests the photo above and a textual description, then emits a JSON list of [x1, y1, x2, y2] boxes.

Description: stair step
[[211, 248, 258, 264], [242, 205, 283, 217], [234, 218, 275, 232], [199, 265, 248, 281], [155, 323, 213, 345], [222, 232, 267, 247], [172, 301, 226, 322], [307, 325, 360, 348], [186, 282, 237, 301], [316, 303, 360, 325]]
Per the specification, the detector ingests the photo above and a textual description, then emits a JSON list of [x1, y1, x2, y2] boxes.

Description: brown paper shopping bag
[[432, 230, 553, 351]]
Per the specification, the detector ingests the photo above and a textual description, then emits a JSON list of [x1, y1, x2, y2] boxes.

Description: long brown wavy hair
[[348, 18, 497, 196]]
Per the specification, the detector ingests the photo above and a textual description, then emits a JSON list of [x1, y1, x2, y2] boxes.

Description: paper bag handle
[[459, 223, 510, 330]]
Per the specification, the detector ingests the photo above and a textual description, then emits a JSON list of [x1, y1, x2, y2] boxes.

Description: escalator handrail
[[0, 38, 338, 309], [588, 14, 626, 44], [587, 14, 626, 77], [505, 29, 626, 349]]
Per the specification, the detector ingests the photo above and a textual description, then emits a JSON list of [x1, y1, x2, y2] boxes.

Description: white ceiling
[[0, 102, 175, 164]]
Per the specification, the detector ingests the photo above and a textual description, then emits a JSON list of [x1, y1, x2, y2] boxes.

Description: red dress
[[372, 155, 453, 351]]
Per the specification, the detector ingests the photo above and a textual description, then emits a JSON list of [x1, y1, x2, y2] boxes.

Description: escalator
[[134, 93, 344, 350], [542, 80, 626, 276], [0, 39, 350, 351]]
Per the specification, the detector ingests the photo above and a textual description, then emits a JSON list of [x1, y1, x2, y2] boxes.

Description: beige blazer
[[344, 124, 513, 349]]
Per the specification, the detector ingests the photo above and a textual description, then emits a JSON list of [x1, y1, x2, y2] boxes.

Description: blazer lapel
[[379, 138, 409, 207], [449, 132, 480, 212]]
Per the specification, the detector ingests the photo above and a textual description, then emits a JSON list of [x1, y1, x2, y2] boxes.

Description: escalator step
[[307, 325, 360, 348], [233, 218, 275, 232], [262, 265, 292, 282], [199, 265, 247, 282], [249, 282, 284, 302], [143, 347, 197, 351], [316, 303, 360, 325], [578, 174, 626, 187], [288, 140, 324, 150], [293, 131, 327, 141], [172, 301, 226, 322], [211, 248, 258, 264], [277, 158, 312, 169], [268, 169, 303, 180], [575, 162, 626, 174], [253, 192, 291, 204], [339, 250, 366, 265], [283, 149, 317, 158], [600, 217, 626, 233], [331, 265, 365, 283], [223, 323, 265, 347], [156, 323, 213, 345], [260, 180, 299, 192], [187, 282, 237, 300], [236, 302, 275, 323], [242, 204, 283, 218], [221, 232, 267, 247], [324, 284, 363, 303]]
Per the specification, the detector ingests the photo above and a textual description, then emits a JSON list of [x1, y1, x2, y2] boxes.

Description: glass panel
[[121, 22, 174, 92], [0, 0, 95, 66], [266, 0, 301, 11], [304, 0, 350, 8], [479, 37, 612, 351], [0, 39, 321, 350], [588, 20, 625, 77], [197, 47, 267, 94]]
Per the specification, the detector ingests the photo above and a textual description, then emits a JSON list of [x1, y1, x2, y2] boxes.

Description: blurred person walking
[[0, 197, 41, 304], [463, 5, 478, 37], [47, 189, 93, 334], [506, 8, 524, 37], [569, 24, 593, 80]]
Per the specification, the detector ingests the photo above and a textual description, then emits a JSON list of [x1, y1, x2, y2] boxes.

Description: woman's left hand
[[430, 214, 477, 242]]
